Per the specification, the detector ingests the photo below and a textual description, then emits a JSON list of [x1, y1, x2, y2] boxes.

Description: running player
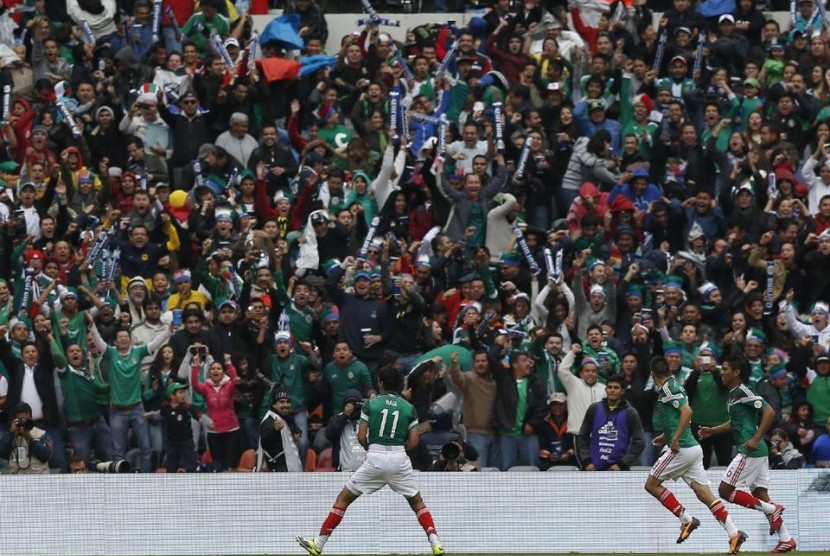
[[645, 356, 747, 554], [699, 353, 797, 553], [296, 366, 444, 556]]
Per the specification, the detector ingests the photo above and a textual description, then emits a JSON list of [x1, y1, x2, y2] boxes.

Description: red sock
[[728, 490, 763, 511], [416, 507, 437, 537], [320, 505, 346, 536], [659, 490, 684, 518], [710, 499, 729, 524]]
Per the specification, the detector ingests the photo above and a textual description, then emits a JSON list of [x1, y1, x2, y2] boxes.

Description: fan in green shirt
[[181, 0, 231, 58], [89, 318, 173, 407]]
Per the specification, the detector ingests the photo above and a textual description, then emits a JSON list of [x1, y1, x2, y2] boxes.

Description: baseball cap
[[548, 392, 567, 405], [310, 212, 328, 225], [743, 77, 760, 88], [224, 37, 240, 48], [218, 299, 238, 311], [546, 82, 561, 92], [670, 55, 688, 66], [719, 14, 735, 24], [166, 382, 187, 397], [588, 99, 606, 112]]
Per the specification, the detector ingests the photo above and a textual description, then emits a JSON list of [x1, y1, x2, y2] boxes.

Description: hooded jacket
[[566, 182, 610, 233], [562, 136, 617, 192]]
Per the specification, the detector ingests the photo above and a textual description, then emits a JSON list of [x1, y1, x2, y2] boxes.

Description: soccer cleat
[[431, 541, 445, 556], [769, 503, 785, 535], [728, 531, 748, 555], [296, 536, 322, 556], [676, 517, 701, 544], [771, 539, 797, 553]]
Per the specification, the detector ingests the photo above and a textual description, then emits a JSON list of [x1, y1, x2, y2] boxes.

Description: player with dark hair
[[296, 366, 444, 556], [699, 353, 797, 553], [644, 356, 747, 554]]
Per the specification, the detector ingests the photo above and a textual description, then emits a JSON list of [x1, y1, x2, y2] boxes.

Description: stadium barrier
[[1, 469, 828, 554]]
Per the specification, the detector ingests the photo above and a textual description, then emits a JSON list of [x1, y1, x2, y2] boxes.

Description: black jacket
[[492, 370, 547, 433], [159, 106, 215, 168], [0, 340, 63, 427]]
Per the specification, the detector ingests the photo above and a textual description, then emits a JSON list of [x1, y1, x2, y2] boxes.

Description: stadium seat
[[547, 465, 579, 471], [630, 466, 653, 471], [508, 465, 540, 472], [480, 466, 501, 472]]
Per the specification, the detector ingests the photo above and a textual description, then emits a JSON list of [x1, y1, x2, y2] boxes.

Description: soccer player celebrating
[[296, 366, 444, 556], [645, 356, 747, 554], [699, 353, 797, 553]]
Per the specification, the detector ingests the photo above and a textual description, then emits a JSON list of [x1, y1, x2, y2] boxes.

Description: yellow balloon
[[169, 190, 188, 209]]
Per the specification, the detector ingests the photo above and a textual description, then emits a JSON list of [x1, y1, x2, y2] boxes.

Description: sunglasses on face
[[181, 99, 197, 105]]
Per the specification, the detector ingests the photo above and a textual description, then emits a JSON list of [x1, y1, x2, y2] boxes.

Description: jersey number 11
[[379, 408, 400, 438]]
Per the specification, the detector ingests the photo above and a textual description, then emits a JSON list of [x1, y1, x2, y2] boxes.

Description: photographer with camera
[[428, 439, 477, 472], [324, 389, 365, 472], [0, 402, 53, 474]]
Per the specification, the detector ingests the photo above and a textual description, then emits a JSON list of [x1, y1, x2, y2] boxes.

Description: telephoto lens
[[95, 460, 131, 473]]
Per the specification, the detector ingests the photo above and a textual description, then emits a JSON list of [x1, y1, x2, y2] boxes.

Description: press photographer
[[324, 389, 365, 472], [0, 403, 53, 474], [428, 440, 478, 472]]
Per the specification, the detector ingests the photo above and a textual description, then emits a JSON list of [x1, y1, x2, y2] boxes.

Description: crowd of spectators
[[0, 0, 829, 474]]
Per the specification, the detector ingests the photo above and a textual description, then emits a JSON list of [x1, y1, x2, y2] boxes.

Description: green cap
[[499, 251, 521, 266], [166, 382, 187, 397], [0, 160, 20, 173]]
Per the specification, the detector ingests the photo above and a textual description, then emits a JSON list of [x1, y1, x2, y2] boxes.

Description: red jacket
[[191, 363, 240, 433]]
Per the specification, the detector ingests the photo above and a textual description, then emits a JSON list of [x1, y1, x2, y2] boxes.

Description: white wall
[[250, 11, 797, 58], [2, 470, 829, 554]]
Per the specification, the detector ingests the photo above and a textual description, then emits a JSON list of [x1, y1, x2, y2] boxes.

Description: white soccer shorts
[[650, 444, 709, 487], [722, 453, 770, 490], [346, 448, 419, 498]]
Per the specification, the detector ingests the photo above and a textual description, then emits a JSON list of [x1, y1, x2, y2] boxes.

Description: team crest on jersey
[[754, 400, 762, 408], [348, 372, 354, 380], [673, 400, 679, 408], [305, 314, 313, 323]]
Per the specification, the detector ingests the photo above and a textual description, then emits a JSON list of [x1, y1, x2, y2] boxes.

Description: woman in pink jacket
[[191, 351, 241, 471]]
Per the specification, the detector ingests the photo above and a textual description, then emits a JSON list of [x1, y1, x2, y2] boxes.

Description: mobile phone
[[172, 309, 182, 327], [700, 355, 712, 365]]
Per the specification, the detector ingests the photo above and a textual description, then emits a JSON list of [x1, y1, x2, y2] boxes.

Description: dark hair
[[649, 356, 670, 377], [606, 374, 626, 387], [508, 350, 530, 367], [586, 324, 603, 335], [586, 130, 612, 155], [127, 136, 145, 150], [13, 402, 33, 416], [379, 366, 403, 392], [182, 307, 203, 323], [770, 428, 789, 441], [723, 351, 750, 382]]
